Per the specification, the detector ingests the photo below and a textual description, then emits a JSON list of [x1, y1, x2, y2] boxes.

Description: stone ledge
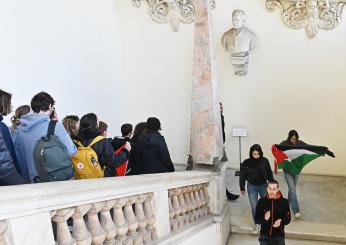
[[0, 171, 211, 220]]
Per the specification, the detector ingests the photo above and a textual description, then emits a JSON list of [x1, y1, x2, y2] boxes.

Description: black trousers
[[259, 235, 285, 245]]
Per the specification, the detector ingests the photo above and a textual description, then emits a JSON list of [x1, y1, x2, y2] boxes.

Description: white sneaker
[[294, 212, 301, 219]]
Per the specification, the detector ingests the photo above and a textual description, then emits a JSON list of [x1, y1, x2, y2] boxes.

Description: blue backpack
[[33, 120, 74, 182]]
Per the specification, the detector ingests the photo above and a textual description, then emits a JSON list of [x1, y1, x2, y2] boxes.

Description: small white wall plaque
[[232, 128, 247, 137]]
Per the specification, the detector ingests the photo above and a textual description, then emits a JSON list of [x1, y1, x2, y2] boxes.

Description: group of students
[[239, 130, 305, 245], [0, 89, 175, 186]]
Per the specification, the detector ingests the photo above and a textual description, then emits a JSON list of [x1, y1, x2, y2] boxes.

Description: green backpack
[[33, 120, 74, 182]]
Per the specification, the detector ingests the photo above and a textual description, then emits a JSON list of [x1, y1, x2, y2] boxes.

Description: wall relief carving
[[266, 0, 346, 38]]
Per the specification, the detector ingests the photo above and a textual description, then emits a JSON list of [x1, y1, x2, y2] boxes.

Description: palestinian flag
[[272, 144, 335, 175]]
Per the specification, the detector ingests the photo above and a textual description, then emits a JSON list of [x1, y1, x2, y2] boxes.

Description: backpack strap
[[74, 140, 85, 148], [47, 120, 57, 137], [115, 144, 126, 155], [88, 136, 105, 147]]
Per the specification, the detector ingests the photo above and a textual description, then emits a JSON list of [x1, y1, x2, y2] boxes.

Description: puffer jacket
[[0, 129, 16, 178]]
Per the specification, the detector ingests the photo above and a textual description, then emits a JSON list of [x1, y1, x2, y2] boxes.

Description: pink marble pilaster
[[190, 0, 223, 165]]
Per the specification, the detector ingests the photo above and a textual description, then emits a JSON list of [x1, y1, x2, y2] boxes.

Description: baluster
[[100, 200, 117, 245], [198, 185, 207, 217], [135, 194, 147, 244], [183, 186, 193, 223], [177, 188, 187, 228], [52, 208, 76, 245], [203, 184, 210, 216], [189, 186, 197, 221], [72, 204, 92, 245], [0, 220, 8, 245], [144, 193, 157, 241], [195, 185, 203, 219], [87, 202, 106, 245], [181, 188, 190, 224], [113, 198, 131, 245], [171, 189, 181, 217], [172, 188, 184, 228], [168, 191, 178, 232], [125, 196, 140, 245]]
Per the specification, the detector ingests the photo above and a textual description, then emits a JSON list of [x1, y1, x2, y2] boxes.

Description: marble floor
[[227, 234, 345, 245], [226, 169, 346, 225], [225, 169, 346, 243]]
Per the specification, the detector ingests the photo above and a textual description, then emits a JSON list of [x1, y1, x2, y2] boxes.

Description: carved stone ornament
[[266, 0, 346, 38], [131, 0, 215, 31]]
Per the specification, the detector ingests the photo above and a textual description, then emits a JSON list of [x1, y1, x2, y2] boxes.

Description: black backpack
[[33, 120, 74, 182]]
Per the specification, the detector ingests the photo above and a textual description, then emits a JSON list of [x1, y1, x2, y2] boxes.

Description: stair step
[[231, 221, 346, 243]]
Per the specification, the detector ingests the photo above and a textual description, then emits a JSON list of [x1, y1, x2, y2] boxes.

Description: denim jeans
[[247, 182, 267, 223], [259, 235, 285, 245], [284, 171, 300, 214]]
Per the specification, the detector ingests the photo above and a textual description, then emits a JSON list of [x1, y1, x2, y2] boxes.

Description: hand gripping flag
[[272, 144, 335, 175]]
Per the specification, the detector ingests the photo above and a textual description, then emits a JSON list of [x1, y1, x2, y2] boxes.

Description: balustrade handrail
[[0, 171, 211, 220]]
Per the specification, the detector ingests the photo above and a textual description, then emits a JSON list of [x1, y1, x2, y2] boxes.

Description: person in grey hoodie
[[13, 92, 77, 182]]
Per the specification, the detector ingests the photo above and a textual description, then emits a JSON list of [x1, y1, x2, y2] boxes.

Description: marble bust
[[221, 10, 257, 76]]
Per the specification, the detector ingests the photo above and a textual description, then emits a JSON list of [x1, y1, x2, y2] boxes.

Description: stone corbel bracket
[[265, 0, 346, 38], [131, 0, 215, 32]]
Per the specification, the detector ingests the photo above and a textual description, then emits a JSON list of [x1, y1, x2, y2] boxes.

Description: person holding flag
[[272, 130, 335, 219]]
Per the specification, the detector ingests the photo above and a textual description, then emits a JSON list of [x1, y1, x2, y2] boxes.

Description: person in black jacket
[[128, 122, 146, 175], [76, 113, 130, 177], [239, 144, 274, 230], [135, 117, 174, 174], [255, 180, 291, 245]]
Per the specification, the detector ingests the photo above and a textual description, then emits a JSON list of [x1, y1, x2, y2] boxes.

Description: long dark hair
[[287, 130, 299, 140], [249, 144, 263, 159], [0, 89, 12, 116], [77, 113, 99, 139], [132, 122, 147, 142]]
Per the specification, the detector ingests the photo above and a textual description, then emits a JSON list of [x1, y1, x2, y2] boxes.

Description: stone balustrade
[[169, 184, 210, 231], [51, 193, 155, 245], [0, 171, 214, 245]]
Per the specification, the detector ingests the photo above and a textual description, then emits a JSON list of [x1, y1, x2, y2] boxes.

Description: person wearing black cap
[[134, 117, 175, 174]]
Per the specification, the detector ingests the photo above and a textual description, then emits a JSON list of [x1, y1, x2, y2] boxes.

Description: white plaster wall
[[0, 0, 193, 164], [213, 0, 346, 176], [0, 0, 345, 176]]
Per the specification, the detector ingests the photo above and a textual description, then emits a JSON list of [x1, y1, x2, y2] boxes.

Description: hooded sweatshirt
[[134, 131, 174, 174], [255, 191, 291, 237], [13, 113, 77, 182]]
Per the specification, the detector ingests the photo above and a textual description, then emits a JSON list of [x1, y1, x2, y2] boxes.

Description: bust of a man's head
[[232, 10, 246, 29]]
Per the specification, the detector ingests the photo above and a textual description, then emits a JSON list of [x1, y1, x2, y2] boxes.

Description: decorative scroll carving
[[266, 0, 346, 38], [131, 0, 196, 31]]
